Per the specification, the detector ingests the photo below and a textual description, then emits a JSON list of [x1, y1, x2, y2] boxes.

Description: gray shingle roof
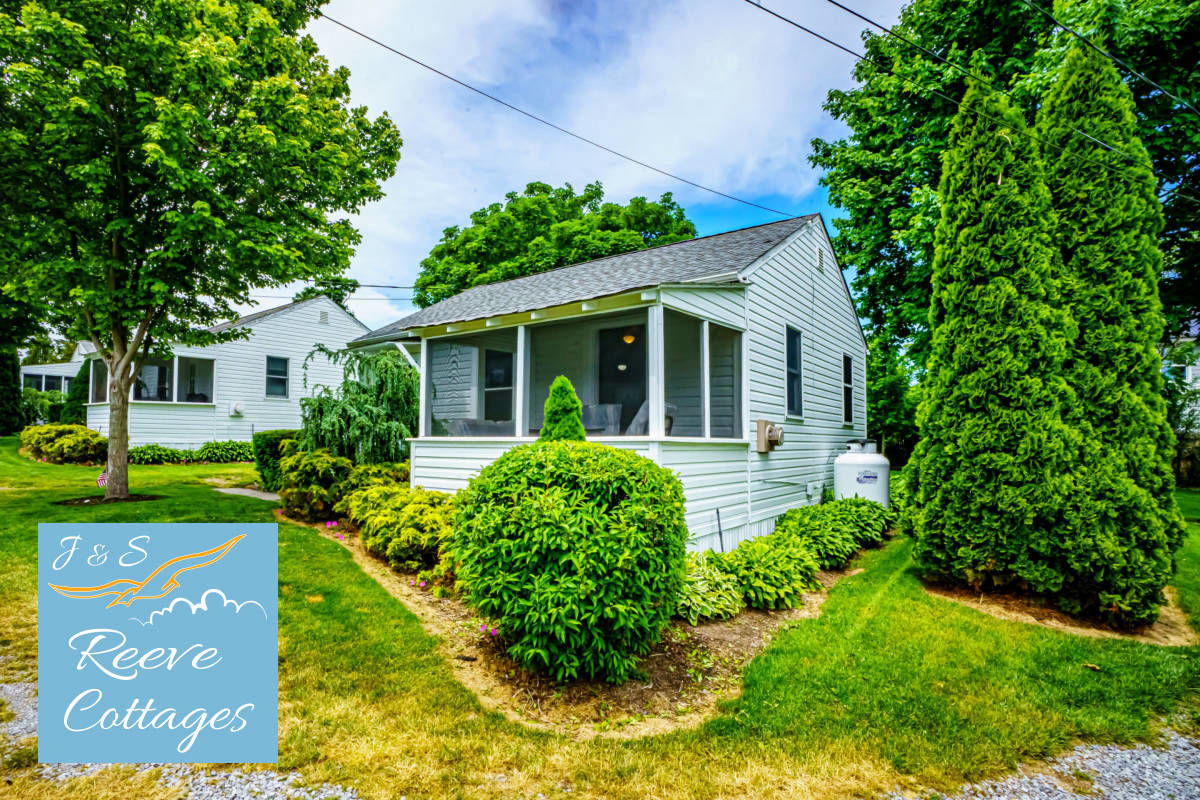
[[353, 215, 815, 343]]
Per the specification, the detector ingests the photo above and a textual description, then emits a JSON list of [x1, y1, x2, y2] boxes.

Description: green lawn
[[2, 436, 1199, 800]]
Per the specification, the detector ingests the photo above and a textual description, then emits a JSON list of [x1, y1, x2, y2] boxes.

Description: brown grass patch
[[275, 510, 849, 740], [926, 583, 1197, 646]]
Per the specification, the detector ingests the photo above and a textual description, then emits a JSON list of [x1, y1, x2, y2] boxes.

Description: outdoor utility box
[[756, 419, 784, 453]]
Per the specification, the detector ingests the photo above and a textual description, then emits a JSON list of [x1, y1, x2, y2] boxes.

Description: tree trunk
[[105, 372, 131, 499]]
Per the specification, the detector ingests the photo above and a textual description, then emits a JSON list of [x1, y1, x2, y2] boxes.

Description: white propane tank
[[834, 439, 890, 507]]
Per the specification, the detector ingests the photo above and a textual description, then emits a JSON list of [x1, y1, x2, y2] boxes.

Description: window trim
[[265, 355, 290, 399], [842, 354, 854, 425], [481, 348, 515, 422], [784, 326, 803, 419], [175, 355, 217, 404], [85, 355, 219, 406]]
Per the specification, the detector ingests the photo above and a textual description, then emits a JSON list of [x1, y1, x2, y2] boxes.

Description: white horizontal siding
[[659, 286, 746, 330], [85, 297, 367, 448]]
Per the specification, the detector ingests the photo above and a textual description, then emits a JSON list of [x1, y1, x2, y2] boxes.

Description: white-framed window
[[481, 349, 513, 421], [44, 375, 62, 392], [842, 354, 854, 424], [177, 357, 215, 403], [266, 356, 289, 398], [785, 327, 802, 417], [22, 374, 42, 391], [133, 358, 173, 402]]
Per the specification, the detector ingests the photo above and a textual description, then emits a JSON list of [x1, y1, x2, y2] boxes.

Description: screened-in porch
[[421, 307, 743, 439]]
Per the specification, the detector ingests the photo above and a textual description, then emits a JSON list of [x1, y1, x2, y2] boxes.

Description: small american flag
[[96, 471, 107, 488]]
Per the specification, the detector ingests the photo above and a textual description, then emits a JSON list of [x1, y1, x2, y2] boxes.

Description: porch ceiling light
[[617, 364, 628, 372], [622, 328, 637, 344]]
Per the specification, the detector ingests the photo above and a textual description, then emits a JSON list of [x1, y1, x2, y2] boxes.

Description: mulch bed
[[276, 509, 854, 739], [54, 494, 164, 506], [925, 581, 1197, 647]]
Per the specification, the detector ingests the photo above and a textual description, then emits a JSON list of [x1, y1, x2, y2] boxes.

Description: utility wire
[[1017, 0, 1200, 118], [740, 0, 1199, 204], [317, 12, 799, 218], [820, 0, 1146, 165]]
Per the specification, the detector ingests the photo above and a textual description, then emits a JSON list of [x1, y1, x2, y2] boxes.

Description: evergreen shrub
[[58, 360, 89, 424], [252, 428, 300, 490], [337, 485, 454, 586], [454, 441, 687, 683], [278, 448, 353, 521], [537, 375, 586, 442], [20, 423, 106, 463]]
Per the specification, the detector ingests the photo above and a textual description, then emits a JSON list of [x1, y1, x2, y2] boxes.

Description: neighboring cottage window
[[22, 374, 42, 391], [842, 354, 854, 424], [482, 349, 513, 421], [90, 360, 107, 403], [44, 375, 62, 392], [266, 356, 289, 398], [785, 327, 802, 417], [177, 357, 215, 403], [133, 358, 173, 402]]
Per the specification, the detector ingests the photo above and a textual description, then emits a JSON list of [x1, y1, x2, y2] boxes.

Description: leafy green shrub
[[196, 440, 254, 462], [299, 347, 419, 463], [713, 532, 820, 610], [337, 485, 453, 583], [675, 551, 745, 625], [775, 497, 895, 570], [454, 441, 688, 683], [252, 429, 300, 491], [128, 444, 194, 464], [20, 423, 107, 464], [278, 448, 353, 521], [537, 375, 585, 442], [58, 360, 89, 424], [339, 461, 410, 496], [0, 348, 20, 436], [20, 388, 64, 426]]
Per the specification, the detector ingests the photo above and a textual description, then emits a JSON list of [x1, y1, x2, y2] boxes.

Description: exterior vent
[[319, 310, 329, 324], [817, 248, 825, 273]]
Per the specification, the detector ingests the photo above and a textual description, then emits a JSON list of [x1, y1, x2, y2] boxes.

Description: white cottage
[[353, 216, 868, 550], [20, 341, 96, 393], [85, 296, 369, 448]]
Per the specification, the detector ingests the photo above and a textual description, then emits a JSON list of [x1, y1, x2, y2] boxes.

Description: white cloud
[[232, 0, 903, 329], [129, 588, 268, 627]]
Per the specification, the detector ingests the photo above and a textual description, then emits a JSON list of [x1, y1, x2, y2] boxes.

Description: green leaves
[[413, 181, 697, 307], [453, 441, 688, 684], [536, 376, 586, 443]]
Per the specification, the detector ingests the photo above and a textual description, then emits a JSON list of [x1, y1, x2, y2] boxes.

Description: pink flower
[[336, 534, 344, 540], [419, 581, 427, 588], [490, 628, 497, 637], [480, 624, 486, 632], [330, 520, 338, 528], [411, 580, 417, 586]]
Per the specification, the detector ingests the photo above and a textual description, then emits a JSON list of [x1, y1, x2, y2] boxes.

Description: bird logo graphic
[[47, 535, 245, 608]]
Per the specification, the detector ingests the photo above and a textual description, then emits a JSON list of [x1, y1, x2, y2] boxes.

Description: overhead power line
[[1017, 0, 1200, 118], [739, 0, 1200, 204], [316, 12, 798, 218]]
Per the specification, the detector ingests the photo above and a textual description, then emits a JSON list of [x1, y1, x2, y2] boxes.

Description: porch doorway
[[597, 324, 646, 432]]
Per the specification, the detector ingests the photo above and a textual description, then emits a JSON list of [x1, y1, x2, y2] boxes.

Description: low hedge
[[128, 444, 196, 464], [278, 448, 354, 521], [196, 440, 254, 462], [253, 429, 300, 491], [337, 484, 454, 589], [454, 441, 688, 684], [774, 497, 895, 570], [126, 440, 253, 465], [675, 551, 745, 625], [20, 424, 107, 464]]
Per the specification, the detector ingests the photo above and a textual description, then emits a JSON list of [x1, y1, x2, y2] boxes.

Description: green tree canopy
[[1037, 43, 1185, 572], [811, 0, 1199, 366], [0, 0, 401, 497], [414, 181, 696, 307]]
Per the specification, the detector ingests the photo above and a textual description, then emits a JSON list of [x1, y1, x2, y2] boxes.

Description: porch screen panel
[[708, 324, 742, 438], [427, 329, 516, 436], [663, 310, 703, 437], [90, 359, 107, 403], [133, 358, 172, 402], [528, 320, 591, 434], [177, 357, 215, 403]]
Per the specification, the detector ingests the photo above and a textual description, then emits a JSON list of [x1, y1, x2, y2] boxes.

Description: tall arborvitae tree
[[910, 80, 1085, 603], [1037, 45, 1185, 597], [0, 348, 20, 435]]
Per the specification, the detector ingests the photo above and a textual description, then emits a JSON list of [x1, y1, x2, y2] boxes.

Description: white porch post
[[515, 325, 527, 437], [418, 337, 429, 438], [648, 304, 665, 438], [701, 320, 711, 439]]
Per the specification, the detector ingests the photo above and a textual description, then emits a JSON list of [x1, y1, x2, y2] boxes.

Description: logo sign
[[856, 471, 879, 484], [38, 523, 277, 763]]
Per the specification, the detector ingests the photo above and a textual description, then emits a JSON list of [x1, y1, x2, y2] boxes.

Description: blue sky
[[243, 0, 905, 328]]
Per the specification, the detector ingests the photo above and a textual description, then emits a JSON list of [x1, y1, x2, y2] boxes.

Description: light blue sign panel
[[38, 523, 277, 763]]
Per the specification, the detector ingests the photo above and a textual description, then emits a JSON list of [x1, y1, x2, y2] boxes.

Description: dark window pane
[[266, 356, 288, 378], [23, 374, 41, 390], [44, 375, 62, 392], [598, 325, 647, 432], [484, 350, 512, 389], [266, 376, 288, 398], [483, 389, 512, 421], [843, 355, 853, 386], [844, 385, 853, 423], [786, 328, 802, 416], [90, 360, 107, 403]]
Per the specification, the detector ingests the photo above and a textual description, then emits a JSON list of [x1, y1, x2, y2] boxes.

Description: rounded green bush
[[454, 441, 688, 683], [196, 440, 254, 462], [675, 551, 745, 626], [278, 448, 353, 521], [252, 429, 300, 490], [20, 424, 107, 464], [713, 532, 820, 610], [337, 484, 452, 572]]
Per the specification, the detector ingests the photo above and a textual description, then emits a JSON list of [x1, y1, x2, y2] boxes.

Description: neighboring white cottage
[[351, 216, 868, 551], [20, 341, 96, 393], [85, 296, 369, 448]]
